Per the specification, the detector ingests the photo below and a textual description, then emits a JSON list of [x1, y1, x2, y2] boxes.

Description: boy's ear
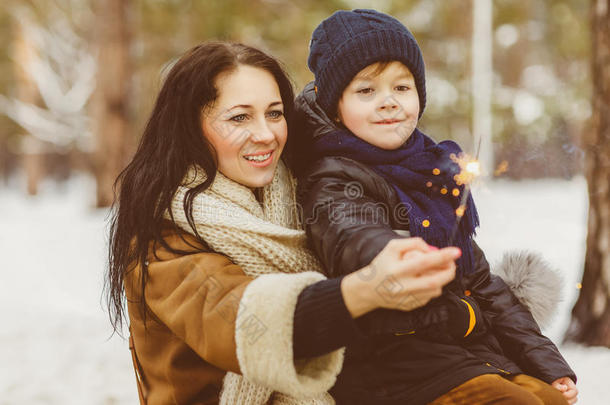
[[334, 105, 343, 124]]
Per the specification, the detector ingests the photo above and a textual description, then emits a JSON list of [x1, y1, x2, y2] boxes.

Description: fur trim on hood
[[493, 251, 564, 330]]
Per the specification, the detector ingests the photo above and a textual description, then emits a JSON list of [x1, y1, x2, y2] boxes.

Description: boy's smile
[[337, 61, 420, 150]]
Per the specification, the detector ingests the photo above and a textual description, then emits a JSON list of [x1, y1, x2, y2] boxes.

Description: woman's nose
[[250, 119, 275, 143]]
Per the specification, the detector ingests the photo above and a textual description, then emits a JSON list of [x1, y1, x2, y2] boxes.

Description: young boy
[[295, 9, 577, 405]]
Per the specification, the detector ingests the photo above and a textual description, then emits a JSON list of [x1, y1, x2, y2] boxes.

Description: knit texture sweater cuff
[[293, 276, 365, 359]]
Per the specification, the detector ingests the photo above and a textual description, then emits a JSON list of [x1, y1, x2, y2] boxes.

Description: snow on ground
[[1, 173, 609, 404], [0, 174, 137, 405]]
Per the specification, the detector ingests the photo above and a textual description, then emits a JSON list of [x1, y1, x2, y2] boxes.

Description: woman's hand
[[341, 237, 460, 318], [551, 376, 578, 404]]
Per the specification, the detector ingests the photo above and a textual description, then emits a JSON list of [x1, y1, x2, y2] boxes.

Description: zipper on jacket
[[394, 330, 416, 336], [485, 362, 511, 375]]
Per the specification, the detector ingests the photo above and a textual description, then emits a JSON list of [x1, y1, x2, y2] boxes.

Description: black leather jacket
[[294, 82, 576, 405]]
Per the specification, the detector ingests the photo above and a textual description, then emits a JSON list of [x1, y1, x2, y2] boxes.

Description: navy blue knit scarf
[[312, 128, 480, 276]]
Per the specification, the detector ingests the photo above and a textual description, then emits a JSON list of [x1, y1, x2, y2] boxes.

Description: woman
[[106, 41, 459, 404]]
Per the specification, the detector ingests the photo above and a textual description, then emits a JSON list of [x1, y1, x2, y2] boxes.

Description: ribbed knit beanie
[[307, 9, 426, 118]]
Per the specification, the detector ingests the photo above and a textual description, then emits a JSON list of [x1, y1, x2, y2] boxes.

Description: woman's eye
[[229, 114, 248, 123], [396, 85, 410, 91], [267, 110, 284, 119], [357, 88, 374, 94]]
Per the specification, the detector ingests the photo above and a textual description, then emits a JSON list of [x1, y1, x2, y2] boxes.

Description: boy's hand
[[551, 376, 578, 404]]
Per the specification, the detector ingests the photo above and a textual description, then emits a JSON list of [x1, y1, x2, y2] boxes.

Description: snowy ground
[[1, 173, 609, 404]]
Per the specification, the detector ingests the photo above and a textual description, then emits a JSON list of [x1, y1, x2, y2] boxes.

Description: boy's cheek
[[339, 104, 368, 128]]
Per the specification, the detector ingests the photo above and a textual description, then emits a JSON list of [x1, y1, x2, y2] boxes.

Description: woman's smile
[[242, 149, 275, 167]]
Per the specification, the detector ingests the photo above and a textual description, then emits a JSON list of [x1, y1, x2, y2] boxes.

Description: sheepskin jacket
[[124, 222, 348, 405]]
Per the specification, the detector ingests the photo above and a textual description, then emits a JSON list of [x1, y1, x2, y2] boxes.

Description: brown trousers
[[428, 374, 568, 405]]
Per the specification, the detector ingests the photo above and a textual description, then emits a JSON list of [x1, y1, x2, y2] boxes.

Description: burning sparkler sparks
[[451, 153, 482, 186], [448, 151, 483, 245]]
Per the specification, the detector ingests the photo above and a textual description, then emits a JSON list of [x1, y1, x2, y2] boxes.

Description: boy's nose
[[378, 95, 400, 111]]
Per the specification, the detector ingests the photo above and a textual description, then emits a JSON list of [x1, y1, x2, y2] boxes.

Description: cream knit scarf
[[167, 160, 335, 405]]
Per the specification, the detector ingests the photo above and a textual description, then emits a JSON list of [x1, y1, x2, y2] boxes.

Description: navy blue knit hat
[[308, 9, 426, 118]]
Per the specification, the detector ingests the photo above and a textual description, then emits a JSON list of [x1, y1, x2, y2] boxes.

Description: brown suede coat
[[125, 224, 254, 405]]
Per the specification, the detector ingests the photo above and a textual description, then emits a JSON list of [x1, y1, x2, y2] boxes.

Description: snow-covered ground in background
[[1, 173, 609, 404]]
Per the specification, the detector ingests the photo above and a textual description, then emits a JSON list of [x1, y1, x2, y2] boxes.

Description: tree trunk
[[564, 0, 610, 347], [13, 18, 44, 196], [93, 0, 132, 207]]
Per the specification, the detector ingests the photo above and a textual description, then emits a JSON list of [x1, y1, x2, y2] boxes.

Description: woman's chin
[[239, 166, 278, 189]]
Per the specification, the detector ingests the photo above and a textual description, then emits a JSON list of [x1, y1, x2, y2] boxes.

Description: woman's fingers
[[399, 266, 453, 296], [399, 247, 460, 277], [424, 264, 456, 288], [374, 250, 458, 311], [356, 239, 462, 312], [387, 237, 430, 255]]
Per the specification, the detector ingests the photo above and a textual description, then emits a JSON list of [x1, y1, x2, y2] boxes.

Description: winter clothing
[[293, 275, 366, 360], [311, 125, 479, 276], [126, 220, 364, 405], [123, 164, 572, 405], [165, 160, 342, 404], [429, 374, 570, 405], [125, 226, 251, 405], [293, 247, 567, 362], [492, 250, 564, 330], [307, 9, 426, 117], [294, 84, 576, 405]]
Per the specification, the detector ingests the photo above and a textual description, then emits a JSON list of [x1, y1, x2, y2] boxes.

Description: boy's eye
[[357, 88, 374, 94], [395, 85, 410, 91], [229, 113, 248, 123], [267, 110, 284, 119]]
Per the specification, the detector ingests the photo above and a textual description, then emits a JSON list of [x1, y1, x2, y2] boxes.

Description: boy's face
[[337, 61, 419, 150]]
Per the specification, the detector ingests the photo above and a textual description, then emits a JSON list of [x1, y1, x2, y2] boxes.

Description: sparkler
[[447, 136, 483, 245], [448, 152, 481, 245], [426, 138, 509, 245]]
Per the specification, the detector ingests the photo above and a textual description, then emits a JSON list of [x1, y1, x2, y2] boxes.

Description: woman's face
[[202, 64, 288, 189]]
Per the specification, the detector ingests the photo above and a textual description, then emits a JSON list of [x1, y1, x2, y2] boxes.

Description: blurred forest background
[[0, 0, 590, 200], [2, 0, 609, 347]]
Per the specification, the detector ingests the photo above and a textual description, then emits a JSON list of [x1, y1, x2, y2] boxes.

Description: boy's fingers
[[565, 387, 578, 397]]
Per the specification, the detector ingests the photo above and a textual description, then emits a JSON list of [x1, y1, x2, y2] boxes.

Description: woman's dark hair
[[105, 41, 296, 334]]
